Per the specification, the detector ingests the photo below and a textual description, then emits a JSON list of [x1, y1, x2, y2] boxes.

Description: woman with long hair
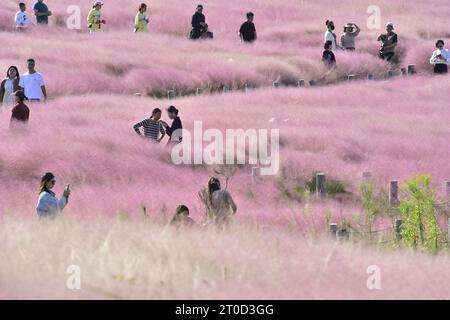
[[0, 66, 20, 109], [134, 3, 149, 32], [206, 177, 237, 225], [36, 172, 71, 219]]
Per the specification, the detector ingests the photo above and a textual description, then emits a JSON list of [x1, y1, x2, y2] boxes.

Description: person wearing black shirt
[[161, 105, 183, 144], [190, 4, 206, 39], [322, 40, 336, 68], [239, 12, 257, 43]]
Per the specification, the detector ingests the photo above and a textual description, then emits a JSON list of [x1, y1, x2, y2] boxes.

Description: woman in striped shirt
[[133, 108, 166, 142]]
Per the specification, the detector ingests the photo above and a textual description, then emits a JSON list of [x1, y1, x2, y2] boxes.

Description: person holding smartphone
[[430, 39, 450, 74], [36, 172, 71, 220]]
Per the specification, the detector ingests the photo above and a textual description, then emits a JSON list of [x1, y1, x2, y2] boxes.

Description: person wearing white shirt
[[430, 39, 450, 74], [15, 3, 32, 30], [36, 172, 71, 220], [19, 58, 47, 102], [324, 20, 338, 51]]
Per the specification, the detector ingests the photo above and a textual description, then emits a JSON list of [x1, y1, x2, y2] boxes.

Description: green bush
[[399, 175, 441, 254]]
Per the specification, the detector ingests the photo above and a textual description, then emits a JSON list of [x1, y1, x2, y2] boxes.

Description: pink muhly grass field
[[0, 0, 450, 300]]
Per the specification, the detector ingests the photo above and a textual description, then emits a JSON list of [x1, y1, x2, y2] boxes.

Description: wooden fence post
[[446, 181, 450, 205], [167, 90, 176, 100], [316, 173, 326, 197], [329, 223, 338, 238], [389, 180, 399, 206], [297, 79, 305, 87], [395, 219, 402, 241], [407, 64, 416, 75]]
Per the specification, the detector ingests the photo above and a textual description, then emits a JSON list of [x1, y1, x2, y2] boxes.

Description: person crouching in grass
[[171, 205, 196, 227], [133, 108, 166, 143], [10, 90, 29, 129]]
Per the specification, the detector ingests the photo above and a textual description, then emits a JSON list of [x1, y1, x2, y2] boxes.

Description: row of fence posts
[[158, 64, 416, 100], [312, 172, 450, 242]]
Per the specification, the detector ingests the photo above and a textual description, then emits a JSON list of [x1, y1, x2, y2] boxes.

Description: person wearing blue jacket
[[36, 172, 71, 219]]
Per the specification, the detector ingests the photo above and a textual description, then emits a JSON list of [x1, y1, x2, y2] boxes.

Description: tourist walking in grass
[[239, 12, 257, 43], [160, 105, 183, 143], [10, 90, 29, 127], [88, 1, 105, 33], [377, 22, 398, 61], [32, 0, 52, 25], [206, 177, 237, 226], [0, 66, 20, 108], [134, 3, 149, 32], [430, 40, 450, 74], [322, 40, 336, 68], [15, 2, 32, 30], [171, 205, 196, 227], [324, 20, 338, 51], [36, 172, 71, 220], [19, 59, 47, 102], [133, 108, 166, 142], [340, 23, 360, 50]]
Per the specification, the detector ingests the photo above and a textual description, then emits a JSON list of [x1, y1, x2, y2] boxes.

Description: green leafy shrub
[[399, 175, 441, 254]]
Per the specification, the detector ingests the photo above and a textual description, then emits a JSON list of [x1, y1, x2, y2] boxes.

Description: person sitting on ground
[[239, 12, 257, 43], [377, 22, 398, 61], [19, 58, 47, 102], [190, 4, 206, 39], [32, 0, 52, 25], [15, 2, 32, 30], [36, 172, 71, 220], [88, 1, 105, 33], [206, 177, 237, 226], [10, 90, 29, 127], [134, 3, 149, 33], [133, 108, 166, 142], [340, 23, 360, 50], [429, 39, 450, 74], [0, 66, 20, 108], [324, 20, 338, 51], [171, 205, 196, 227], [322, 40, 336, 68], [160, 105, 183, 143]]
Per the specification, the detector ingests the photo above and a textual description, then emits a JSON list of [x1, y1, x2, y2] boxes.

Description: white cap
[[386, 22, 394, 29], [93, 1, 104, 7]]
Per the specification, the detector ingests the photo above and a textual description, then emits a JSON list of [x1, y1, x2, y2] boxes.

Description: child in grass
[[171, 205, 196, 227]]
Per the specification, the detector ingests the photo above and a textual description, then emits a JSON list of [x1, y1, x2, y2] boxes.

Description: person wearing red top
[[10, 90, 30, 127]]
